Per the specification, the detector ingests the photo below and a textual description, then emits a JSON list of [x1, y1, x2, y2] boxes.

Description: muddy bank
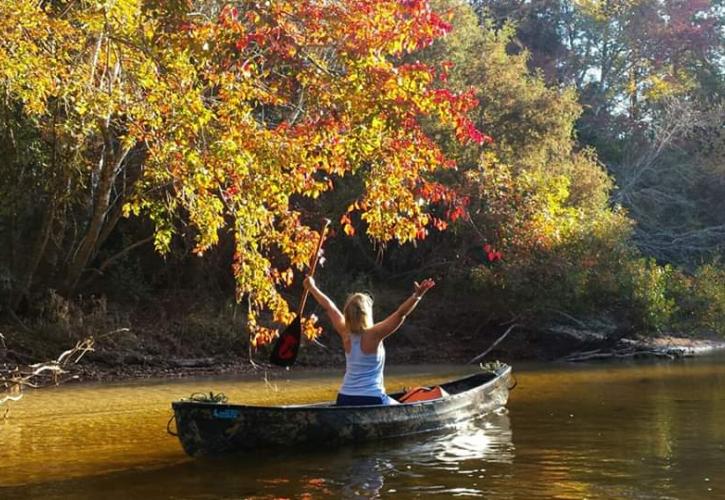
[[2, 292, 724, 385], [4, 324, 724, 386]]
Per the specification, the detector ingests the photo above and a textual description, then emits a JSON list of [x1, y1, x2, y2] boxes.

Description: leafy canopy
[[0, 0, 488, 344]]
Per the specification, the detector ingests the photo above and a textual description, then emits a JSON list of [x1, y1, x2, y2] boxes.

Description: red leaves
[[446, 205, 466, 222], [463, 121, 493, 145], [218, 5, 238, 27], [438, 60, 454, 83], [413, 181, 470, 236], [430, 88, 456, 104], [416, 181, 449, 203], [235, 33, 265, 51], [483, 243, 503, 262], [399, 61, 434, 79], [427, 88, 492, 145], [431, 217, 448, 231], [429, 14, 453, 34]]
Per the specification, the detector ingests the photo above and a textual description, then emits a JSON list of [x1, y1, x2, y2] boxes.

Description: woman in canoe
[[303, 276, 436, 406]]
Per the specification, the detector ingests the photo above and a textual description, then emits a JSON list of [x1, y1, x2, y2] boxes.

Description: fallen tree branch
[[1, 337, 95, 409], [561, 339, 684, 362], [467, 324, 520, 365], [0, 331, 129, 416], [546, 309, 588, 329]]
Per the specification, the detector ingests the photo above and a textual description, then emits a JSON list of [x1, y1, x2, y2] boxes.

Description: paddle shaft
[[297, 219, 330, 317], [269, 219, 331, 367]]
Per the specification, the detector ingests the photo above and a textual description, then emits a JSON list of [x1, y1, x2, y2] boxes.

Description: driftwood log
[[1, 328, 128, 415], [1, 337, 96, 410], [561, 338, 691, 362]]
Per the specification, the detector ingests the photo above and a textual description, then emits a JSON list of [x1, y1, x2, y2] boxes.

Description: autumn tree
[[376, 0, 643, 326], [467, 0, 724, 269], [469, 0, 723, 154], [0, 0, 488, 344]]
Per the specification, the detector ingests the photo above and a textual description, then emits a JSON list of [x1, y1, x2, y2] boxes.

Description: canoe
[[171, 363, 513, 457]]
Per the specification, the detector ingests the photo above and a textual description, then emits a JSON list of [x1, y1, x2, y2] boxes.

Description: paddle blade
[[269, 316, 301, 367]]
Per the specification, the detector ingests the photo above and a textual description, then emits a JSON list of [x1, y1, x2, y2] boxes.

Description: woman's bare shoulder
[[359, 329, 381, 354]]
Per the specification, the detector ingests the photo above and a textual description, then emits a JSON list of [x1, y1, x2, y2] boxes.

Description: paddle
[[269, 219, 331, 367]]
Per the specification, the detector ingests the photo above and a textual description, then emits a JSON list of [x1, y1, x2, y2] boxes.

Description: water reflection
[[2, 358, 725, 499], [336, 409, 513, 498], [339, 457, 387, 499], [400, 408, 513, 466], [0, 409, 513, 499]]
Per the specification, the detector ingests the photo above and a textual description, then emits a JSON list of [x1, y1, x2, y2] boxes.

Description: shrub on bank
[[624, 258, 677, 333], [667, 263, 725, 336]]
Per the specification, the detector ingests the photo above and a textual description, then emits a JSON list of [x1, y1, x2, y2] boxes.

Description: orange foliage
[[0, 0, 489, 345]]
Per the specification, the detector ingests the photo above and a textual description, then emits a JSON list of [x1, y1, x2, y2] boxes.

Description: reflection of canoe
[[171, 364, 513, 457]]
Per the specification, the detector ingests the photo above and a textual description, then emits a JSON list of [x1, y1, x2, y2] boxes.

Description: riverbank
[[2, 286, 724, 385], [3, 314, 724, 385]]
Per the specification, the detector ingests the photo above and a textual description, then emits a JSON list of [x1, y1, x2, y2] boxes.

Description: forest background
[[0, 0, 723, 373]]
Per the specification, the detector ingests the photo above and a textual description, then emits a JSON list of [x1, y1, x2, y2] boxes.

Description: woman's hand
[[303, 276, 316, 291], [413, 278, 436, 298]]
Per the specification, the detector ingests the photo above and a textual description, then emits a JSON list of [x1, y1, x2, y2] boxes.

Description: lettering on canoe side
[[213, 408, 241, 420]]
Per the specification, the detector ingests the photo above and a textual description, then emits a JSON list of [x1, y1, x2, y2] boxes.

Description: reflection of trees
[[637, 367, 725, 495], [509, 362, 725, 498]]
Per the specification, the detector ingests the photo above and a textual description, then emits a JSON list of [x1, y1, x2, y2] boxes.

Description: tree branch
[[467, 324, 520, 365]]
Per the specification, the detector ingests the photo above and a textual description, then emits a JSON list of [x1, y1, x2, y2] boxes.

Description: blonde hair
[[343, 293, 373, 333]]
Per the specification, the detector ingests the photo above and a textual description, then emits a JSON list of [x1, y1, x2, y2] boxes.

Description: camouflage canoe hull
[[171, 364, 513, 457]]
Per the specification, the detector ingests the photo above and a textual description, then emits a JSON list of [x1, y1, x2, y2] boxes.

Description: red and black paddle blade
[[269, 316, 301, 367]]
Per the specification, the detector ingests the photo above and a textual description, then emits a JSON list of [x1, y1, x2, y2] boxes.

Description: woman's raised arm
[[367, 278, 435, 342], [303, 277, 346, 335]]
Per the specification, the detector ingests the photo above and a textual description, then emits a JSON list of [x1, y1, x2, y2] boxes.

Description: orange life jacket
[[398, 385, 449, 403]]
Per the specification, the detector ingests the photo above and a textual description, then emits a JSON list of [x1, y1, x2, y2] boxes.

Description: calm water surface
[[1, 358, 724, 499]]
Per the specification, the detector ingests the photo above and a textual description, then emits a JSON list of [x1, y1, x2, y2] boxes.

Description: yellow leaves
[[0, 3, 73, 115], [271, 268, 295, 286], [1, 0, 477, 347], [154, 227, 174, 254], [137, 59, 160, 90], [341, 214, 355, 236], [574, 0, 643, 21], [643, 68, 695, 102], [189, 193, 224, 253], [389, 37, 404, 54], [249, 325, 277, 348], [301, 315, 322, 340]]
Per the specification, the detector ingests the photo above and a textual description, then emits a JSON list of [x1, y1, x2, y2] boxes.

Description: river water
[[1, 357, 724, 499]]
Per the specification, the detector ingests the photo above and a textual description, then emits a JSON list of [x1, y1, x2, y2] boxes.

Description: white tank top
[[338, 334, 386, 397]]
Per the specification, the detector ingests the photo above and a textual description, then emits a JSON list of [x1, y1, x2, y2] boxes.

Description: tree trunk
[[62, 126, 130, 295]]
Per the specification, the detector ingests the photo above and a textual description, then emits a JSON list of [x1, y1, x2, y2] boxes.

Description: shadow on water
[[0, 410, 513, 499]]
